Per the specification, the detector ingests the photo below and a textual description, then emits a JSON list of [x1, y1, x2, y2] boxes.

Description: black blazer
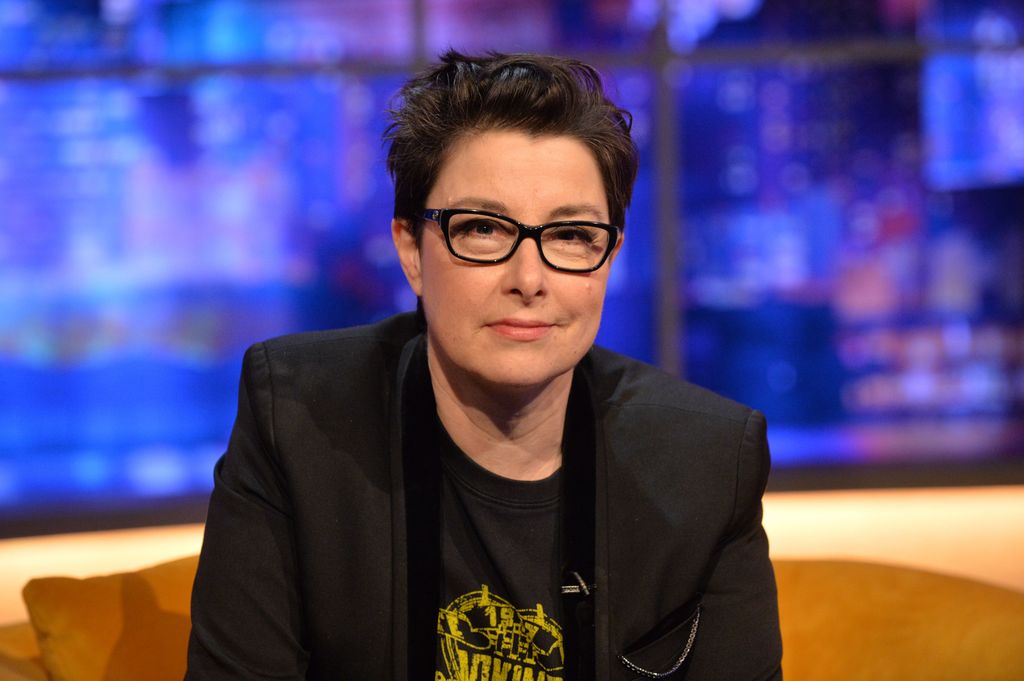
[[186, 313, 782, 680]]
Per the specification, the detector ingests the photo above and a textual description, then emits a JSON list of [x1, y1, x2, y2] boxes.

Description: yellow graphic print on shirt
[[436, 584, 563, 681]]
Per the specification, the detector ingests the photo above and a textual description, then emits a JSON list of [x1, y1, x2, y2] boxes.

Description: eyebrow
[[449, 197, 609, 223]]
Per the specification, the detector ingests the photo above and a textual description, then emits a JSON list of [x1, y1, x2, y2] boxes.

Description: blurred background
[[0, 0, 1022, 537]]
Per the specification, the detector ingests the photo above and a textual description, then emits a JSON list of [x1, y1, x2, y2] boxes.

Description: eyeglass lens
[[446, 213, 611, 270]]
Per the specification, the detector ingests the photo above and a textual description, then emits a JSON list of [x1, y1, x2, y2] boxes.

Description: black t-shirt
[[435, 427, 565, 681]]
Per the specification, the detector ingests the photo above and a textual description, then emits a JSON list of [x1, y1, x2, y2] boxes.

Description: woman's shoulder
[[232, 313, 421, 402], [249, 312, 420, 365], [586, 345, 755, 426]]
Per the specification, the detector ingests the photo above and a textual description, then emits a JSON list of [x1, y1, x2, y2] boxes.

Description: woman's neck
[[427, 346, 571, 481]]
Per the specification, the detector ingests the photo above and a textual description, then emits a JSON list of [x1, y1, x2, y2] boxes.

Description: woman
[[186, 51, 782, 680]]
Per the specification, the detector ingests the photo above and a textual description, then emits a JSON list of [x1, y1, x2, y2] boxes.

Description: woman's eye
[[552, 226, 595, 243], [453, 219, 511, 238], [468, 220, 497, 235]]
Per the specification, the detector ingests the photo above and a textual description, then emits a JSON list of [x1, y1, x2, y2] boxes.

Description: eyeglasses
[[421, 208, 620, 273]]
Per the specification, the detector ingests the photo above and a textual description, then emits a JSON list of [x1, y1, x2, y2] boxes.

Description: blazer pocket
[[618, 595, 702, 679]]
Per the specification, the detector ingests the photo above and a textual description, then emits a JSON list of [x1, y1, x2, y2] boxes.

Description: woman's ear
[[392, 218, 423, 296], [608, 229, 625, 266]]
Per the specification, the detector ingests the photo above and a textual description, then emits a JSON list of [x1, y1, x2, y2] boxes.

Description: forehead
[[430, 130, 609, 220]]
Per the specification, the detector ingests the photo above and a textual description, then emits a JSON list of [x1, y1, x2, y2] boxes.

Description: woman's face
[[393, 129, 621, 397]]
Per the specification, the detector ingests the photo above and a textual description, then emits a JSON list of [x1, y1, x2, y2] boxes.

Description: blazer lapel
[[561, 363, 601, 678], [390, 335, 441, 679]]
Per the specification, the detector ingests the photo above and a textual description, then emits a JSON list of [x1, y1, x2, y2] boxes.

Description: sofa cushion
[[13, 553, 1024, 681], [774, 559, 1024, 681], [0, 622, 46, 681], [21, 555, 197, 681]]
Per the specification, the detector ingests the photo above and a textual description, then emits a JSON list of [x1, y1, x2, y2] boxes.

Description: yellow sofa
[[1, 557, 1022, 681]]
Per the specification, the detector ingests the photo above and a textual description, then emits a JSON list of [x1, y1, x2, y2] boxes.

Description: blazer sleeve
[[685, 409, 783, 680], [185, 343, 309, 681]]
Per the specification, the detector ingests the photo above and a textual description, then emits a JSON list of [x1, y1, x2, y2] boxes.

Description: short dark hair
[[384, 50, 639, 231]]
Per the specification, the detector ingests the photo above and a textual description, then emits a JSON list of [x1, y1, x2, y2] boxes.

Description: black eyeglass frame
[[421, 208, 621, 273]]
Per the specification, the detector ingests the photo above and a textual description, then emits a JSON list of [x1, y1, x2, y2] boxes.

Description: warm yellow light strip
[[0, 524, 204, 625], [763, 485, 1024, 593], [0, 485, 1022, 624]]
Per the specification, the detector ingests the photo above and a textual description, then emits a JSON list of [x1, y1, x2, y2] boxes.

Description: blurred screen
[[0, 0, 414, 68], [678, 9, 1024, 467], [0, 71, 411, 521], [0, 0, 1021, 531]]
